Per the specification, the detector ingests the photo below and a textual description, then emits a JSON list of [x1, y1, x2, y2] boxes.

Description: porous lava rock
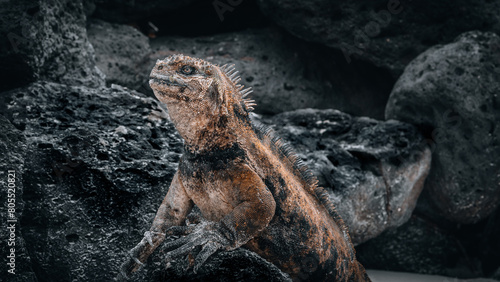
[[386, 31, 500, 224], [0, 116, 36, 282], [1, 82, 180, 281], [87, 19, 152, 91], [0, 0, 104, 92]]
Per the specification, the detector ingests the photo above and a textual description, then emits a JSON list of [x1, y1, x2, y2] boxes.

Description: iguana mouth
[[149, 75, 190, 101], [150, 75, 185, 87]]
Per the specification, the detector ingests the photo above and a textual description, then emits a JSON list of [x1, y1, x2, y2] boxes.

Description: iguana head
[[149, 54, 255, 151]]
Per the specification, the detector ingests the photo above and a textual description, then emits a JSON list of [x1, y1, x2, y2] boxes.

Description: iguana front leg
[[117, 171, 193, 280], [162, 166, 276, 273]]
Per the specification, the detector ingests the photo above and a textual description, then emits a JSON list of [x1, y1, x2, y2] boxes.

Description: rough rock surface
[[0, 116, 36, 282], [87, 19, 152, 91], [0, 82, 182, 281], [258, 109, 431, 244], [257, 0, 500, 77], [0, 80, 428, 280], [0, 0, 104, 92], [385, 31, 500, 224], [148, 246, 290, 282]]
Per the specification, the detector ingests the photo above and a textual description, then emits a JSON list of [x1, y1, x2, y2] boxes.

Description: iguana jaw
[[149, 75, 190, 101], [150, 74, 185, 87]]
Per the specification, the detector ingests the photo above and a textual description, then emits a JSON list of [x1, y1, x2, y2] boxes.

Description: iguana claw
[[116, 230, 166, 281], [144, 231, 154, 247], [162, 219, 231, 273], [130, 249, 144, 265]]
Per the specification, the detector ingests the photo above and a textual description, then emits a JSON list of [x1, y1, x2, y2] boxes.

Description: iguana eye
[[180, 65, 195, 75], [157, 65, 163, 70]]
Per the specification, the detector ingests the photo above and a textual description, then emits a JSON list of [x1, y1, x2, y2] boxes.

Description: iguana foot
[[163, 218, 232, 273]]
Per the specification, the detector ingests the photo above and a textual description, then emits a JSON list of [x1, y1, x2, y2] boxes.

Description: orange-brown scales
[[118, 54, 370, 281]]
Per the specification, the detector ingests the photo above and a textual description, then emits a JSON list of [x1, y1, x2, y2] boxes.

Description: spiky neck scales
[[219, 63, 256, 112], [149, 54, 256, 153]]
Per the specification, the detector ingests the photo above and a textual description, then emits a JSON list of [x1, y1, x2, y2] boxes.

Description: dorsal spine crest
[[219, 63, 256, 112]]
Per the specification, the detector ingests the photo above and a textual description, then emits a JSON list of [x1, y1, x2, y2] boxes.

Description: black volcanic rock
[[0, 116, 36, 282], [87, 19, 153, 91], [0, 0, 104, 92], [259, 109, 431, 244], [88, 0, 201, 23], [386, 31, 500, 224], [148, 247, 290, 282], [257, 0, 500, 78], [0, 80, 429, 280], [1, 82, 181, 281]]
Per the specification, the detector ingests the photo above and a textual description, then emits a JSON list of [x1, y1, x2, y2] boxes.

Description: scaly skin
[[117, 54, 370, 281]]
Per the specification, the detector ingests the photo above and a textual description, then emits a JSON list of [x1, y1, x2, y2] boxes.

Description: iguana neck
[[166, 101, 238, 154]]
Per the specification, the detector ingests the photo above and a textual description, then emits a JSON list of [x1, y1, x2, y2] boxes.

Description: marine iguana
[[118, 54, 370, 281]]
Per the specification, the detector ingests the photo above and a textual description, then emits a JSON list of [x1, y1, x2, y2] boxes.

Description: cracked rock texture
[[0, 0, 104, 92], [386, 31, 500, 224], [0, 81, 428, 281]]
